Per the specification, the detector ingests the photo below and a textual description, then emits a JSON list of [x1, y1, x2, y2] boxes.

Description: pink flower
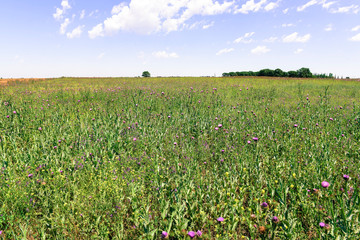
[[321, 181, 330, 188], [217, 217, 224, 222]]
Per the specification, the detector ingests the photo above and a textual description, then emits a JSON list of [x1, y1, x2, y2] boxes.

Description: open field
[[0, 77, 359, 239]]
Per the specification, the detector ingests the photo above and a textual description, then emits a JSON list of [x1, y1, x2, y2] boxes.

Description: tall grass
[[0, 77, 359, 239]]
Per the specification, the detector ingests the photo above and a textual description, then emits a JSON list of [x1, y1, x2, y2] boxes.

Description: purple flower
[[6, 115, 9, 118], [13, 111, 17, 114], [247, 140, 251, 144], [197, 230, 202, 236], [343, 175, 350, 180], [261, 202, 268, 208], [174, 142, 177, 145], [319, 222, 326, 228], [133, 138, 137, 141], [217, 217, 224, 222], [253, 137, 258, 141], [329, 118, 334, 121], [28, 174, 33, 178], [188, 231, 196, 238], [294, 124, 298, 127], [215, 127, 219, 131], [161, 231, 168, 238], [218, 124, 223, 128], [321, 181, 330, 188], [38, 127, 42, 131], [272, 216, 279, 223]]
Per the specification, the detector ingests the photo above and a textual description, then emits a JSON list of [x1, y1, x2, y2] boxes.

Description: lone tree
[[142, 71, 151, 77]]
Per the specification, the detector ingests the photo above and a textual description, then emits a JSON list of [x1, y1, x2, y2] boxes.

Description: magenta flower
[[261, 202, 268, 208], [161, 231, 168, 238], [217, 217, 224, 222], [38, 127, 42, 131], [215, 127, 219, 130], [28, 174, 33, 178], [272, 216, 279, 223], [174, 142, 177, 145], [197, 230, 202, 236], [343, 175, 350, 180], [13, 111, 17, 114], [188, 231, 196, 238], [321, 181, 330, 188], [6, 115, 9, 118], [294, 124, 298, 127], [319, 222, 326, 228], [218, 124, 223, 128], [253, 137, 258, 141], [133, 138, 137, 141]]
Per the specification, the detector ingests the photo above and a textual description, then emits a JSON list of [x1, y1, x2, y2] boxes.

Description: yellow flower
[[226, 172, 229, 176], [290, 184, 294, 188], [275, 180, 278, 184], [293, 173, 296, 178], [261, 189, 265, 194]]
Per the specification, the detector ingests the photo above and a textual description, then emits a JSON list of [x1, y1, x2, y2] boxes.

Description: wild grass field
[[0, 77, 359, 239]]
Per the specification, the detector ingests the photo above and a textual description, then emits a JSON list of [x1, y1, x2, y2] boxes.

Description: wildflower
[[343, 175, 350, 180], [218, 124, 223, 128], [319, 222, 326, 228], [329, 118, 334, 121], [253, 137, 258, 141], [217, 217, 224, 222], [188, 231, 196, 238], [261, 202, 268, 208], [321, 181, 330, 188], [247, 141, 251, 144], [259, 226, 266, 234], [133, 138, 137, 141], [197, 230, 202, 236], [38, 127, 42, 131], [272, 216, 279, 223], [174, 142, 177, 145], [294, 124, 298, 127], [13, 111, 17, 114], [6, 115, 9, 118], [250, 214, 256, 220], [161, 231, 168, 238], [28, 174, 33, 178]]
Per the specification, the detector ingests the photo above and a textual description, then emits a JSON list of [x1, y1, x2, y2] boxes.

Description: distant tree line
[[222, 68, 334, 79]]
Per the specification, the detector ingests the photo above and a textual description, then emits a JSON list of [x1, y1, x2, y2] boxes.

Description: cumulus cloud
[[349, 33, 360, 42], [324, 24, 333, 31], [264, 36, 278, 42], [297, 0, 318, 12], [80, 10, 86, 20], [89, 24, 105, 39], [251, 45, 270, 54], [216, 48, 234, 55], [234, 32, 255, 43], [153, 51, 179, 58], [352, 25, 360, 32], [67, 25, 84, 39], [283, 32, 311, 43], [60, 18, 70, 34], [330, 5, 359, 14], [88, 0, 234, 37], [282, 8, 289, 14], [53, 0, 71, 21], [282, 23, 294, 27], [264, 1, 280, 11], [203, 21, 215, 29], [235, 0, 267, 14]]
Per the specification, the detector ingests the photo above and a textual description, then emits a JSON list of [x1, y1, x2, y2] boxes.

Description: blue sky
[[1, 0, 360, 78]]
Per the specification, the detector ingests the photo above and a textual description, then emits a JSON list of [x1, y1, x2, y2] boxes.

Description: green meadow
[[0, 77, 359, 239]]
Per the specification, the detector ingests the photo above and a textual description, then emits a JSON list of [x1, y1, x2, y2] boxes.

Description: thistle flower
[[197, 230, 202, 236], [343, 175, 350, 180], [319, 222, 326, 228], [217, 217, 224, 222], [161, 231, 168, 238], [321, 181, 330, 188], [28, 174, 33, 178], [188, 231, 196, 238], [261, 202, 268, 208], [253, 137, 258, 141], [272, 216, 279, 223]]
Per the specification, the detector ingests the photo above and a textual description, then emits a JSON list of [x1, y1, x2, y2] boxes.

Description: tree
[[142, 71, 151, 77], [297, 68, 312, 78]]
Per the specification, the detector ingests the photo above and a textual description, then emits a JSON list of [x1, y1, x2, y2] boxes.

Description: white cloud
[[203, 21, 214, 29], [297, 0, 318, 12], [80, 10, 86, 20], [324, 24, 333, 31], [322, 1, 336, 9], [264, 1, 280, 11], [153, 51, 179, 58], [264, 36, 278, 42], [216, 48, 234, 55], [53, 0, 71, 21], [330, 5, 359, 14], [234, 32, 255, 43], [251, 45, 270, 54], [294, 48, 304, 54], [235, 0, 267, 14], [349, 33, 360, 42], [283, 32, 311, 43], [60, 18, 70, 34], [89, 0, 234, 37], [67, 25, 84, 39], [89, 24, 104, 39], [282, 8, 289, 14], [351, 25, 360, 32], [282, 23, 294, 27]]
